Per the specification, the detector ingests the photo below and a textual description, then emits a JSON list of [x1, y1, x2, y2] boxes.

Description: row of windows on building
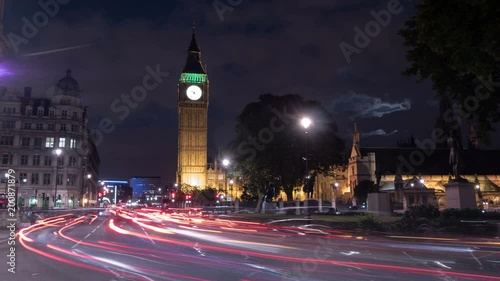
[[1, 121, 80, 132], [1, 153, 80, 166], [2, 106, 80, 119], [5, 172, 79, 186], [0, 136, 78, 148]]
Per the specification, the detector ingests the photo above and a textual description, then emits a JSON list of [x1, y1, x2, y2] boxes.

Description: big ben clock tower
[[176, 26, 209, 188]]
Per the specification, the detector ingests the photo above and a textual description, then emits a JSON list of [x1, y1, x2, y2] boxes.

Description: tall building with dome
[[0, 69, 100, 208]]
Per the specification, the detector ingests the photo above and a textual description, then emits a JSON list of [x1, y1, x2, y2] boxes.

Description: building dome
[[55, 68, 81, 96]]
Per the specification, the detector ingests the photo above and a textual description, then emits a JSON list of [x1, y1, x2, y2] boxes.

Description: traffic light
[[98, 192, 102, 197], [186, 194, 191, 200], [171, 192, 176, 199]]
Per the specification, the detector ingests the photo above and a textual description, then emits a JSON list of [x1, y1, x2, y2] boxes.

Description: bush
[[393, 204, 440, 233], [357, 214, 383, 231], [439, 208, 483, 227]]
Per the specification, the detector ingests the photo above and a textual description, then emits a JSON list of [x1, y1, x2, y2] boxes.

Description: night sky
[[2, 0, 499, 183]]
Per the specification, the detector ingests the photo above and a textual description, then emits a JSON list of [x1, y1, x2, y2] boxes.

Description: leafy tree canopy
[[228, 94, 345, 201], [400, 0, 500, 143]]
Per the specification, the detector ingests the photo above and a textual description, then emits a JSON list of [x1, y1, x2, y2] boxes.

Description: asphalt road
[[2, 208, 500, 281]]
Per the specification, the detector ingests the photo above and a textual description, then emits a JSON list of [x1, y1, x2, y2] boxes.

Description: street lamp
[[301, 117, 313, 219], [301, 117, 312, 198], [84, 174, 91, 206], [222, 158, 230, 198], [54, 148, 62, 207], [332, 182, 339, 210]]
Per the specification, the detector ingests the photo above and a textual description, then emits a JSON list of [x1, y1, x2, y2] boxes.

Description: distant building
[[98, 180, 131, 204], [0, 69, 100, 208], [129, 176, 161, 200]]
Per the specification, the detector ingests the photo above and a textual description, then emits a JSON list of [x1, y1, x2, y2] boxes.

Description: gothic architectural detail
[[343, 123, 500, 210], [176, 26, 209, 188]]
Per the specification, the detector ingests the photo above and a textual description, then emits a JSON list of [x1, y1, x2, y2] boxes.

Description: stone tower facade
[[176, 26, 209, 188]]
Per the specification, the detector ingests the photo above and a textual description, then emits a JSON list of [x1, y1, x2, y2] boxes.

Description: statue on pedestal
[[447, 131, 467, 182]]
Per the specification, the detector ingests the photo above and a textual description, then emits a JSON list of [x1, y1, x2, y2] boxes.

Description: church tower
[[176, 25, 209, 188]]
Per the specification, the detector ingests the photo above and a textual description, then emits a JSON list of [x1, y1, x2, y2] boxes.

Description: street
[[2, 208, 500, 281]]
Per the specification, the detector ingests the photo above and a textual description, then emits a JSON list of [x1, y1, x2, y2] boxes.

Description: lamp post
[[301, 117, 312, 198], [85, 174, 91, 206], [222, 158, 230, 198], [54, 148, 62, 207], [474, 176, 482, 204]]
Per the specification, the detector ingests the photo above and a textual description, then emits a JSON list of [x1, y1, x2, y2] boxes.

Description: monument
[[367, 171, 391, 216], [444, 132, 476, 209]]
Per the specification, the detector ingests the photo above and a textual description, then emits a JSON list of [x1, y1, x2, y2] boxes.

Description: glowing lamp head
[[55, 148, 62, 156], [301, 117, 312, 129]]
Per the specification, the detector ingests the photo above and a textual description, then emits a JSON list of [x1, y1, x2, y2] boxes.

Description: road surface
[[2, 207, 500, 281]]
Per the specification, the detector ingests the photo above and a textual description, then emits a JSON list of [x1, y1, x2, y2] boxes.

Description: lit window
[[70, 139, 77, 148], [45, 137, 54, 148], [59, 138, 66, 148]]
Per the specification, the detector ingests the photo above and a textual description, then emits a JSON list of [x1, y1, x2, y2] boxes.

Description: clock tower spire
[[176, 25, 209, 188]]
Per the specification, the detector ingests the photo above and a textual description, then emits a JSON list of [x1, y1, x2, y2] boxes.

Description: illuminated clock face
[[186, 85, 202, 101]]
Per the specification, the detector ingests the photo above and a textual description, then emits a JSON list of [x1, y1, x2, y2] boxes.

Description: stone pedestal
[[295, 199, 300, 215], [234, 198, 239, 213], [367, 192, 391, 215], [318, 198, 323, 213], [277, 199, 285, 214], [331, 198, 336, 210], [444, 181, 476, 209]]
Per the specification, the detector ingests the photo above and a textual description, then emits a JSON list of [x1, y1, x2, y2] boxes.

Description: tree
[[400, 0, 500, 143], [354, 180, 376, 204], [194, 187, 218, 206], [228, 94, 345, 205]]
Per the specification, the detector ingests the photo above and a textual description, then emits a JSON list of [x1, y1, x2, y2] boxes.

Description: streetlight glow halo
[[301, 117, 312, 129]]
